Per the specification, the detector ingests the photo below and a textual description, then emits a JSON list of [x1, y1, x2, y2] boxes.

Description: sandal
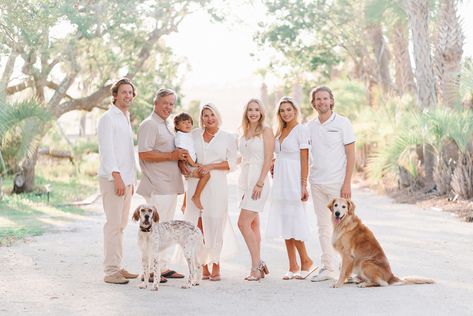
[[295, 266, 318, 280], [282, 270, 300, 280], [161, 270, 184, 279]]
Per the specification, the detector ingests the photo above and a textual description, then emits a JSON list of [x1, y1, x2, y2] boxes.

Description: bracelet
[[255, 182, 264, 188]]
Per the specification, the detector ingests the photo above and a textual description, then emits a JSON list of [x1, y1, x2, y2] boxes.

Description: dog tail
[[391, 276, 435, 285]]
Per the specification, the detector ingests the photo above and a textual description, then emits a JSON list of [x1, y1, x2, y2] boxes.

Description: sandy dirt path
[[1, 174, 473, 316]]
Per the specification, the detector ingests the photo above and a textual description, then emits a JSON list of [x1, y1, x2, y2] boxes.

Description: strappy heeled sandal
[[246, 268, 262, 281], [258, 260, 269, 277]]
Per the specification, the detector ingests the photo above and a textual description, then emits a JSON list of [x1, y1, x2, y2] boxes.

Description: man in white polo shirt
[[97, 78, 138, 284], [307, 86, 356, 282]]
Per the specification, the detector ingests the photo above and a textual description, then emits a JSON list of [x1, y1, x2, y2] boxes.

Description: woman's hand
[[197, 164, 211, 176], [251, 184, 263, 200], [301, 184, 309, 202]]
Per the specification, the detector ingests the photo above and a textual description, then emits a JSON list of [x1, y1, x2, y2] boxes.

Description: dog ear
[[151, 206, 160, 223], [132, 206, 141, 222], [346, 199, 356, 214], [327, 198, 336, 212]]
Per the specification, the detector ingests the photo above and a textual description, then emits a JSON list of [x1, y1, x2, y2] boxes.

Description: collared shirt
[[136, 112, 184, 196], [97, 104, 137, 185], [307, 112, 356, 185]]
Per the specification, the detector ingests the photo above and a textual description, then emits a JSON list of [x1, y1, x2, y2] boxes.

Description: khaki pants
[[310, 183, 341, 272], [145, 193, 178, 272], [99, 178, 133, 276]]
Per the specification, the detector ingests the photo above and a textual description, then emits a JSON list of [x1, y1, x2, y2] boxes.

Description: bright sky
[[166, 1, 473, 132]]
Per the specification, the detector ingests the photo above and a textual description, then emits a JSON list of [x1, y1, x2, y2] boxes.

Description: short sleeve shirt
[[307, 112, 355, 185], [175, 131, 197, 162], [136, 112, 184, 196]]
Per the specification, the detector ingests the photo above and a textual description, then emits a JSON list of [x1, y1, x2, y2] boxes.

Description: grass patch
[[0, 157, 97, 245]]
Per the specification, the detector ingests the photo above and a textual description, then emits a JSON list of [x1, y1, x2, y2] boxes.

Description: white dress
[[238, 135, 270, 212], [184, 128, 238, 265], [266, 124, 311, 241]]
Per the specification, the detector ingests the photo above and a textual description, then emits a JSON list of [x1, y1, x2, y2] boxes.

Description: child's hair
[[173, 112, 194, 132]]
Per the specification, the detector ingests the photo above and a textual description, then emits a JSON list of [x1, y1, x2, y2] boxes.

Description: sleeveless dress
[[266, 124, 311, 241], [238, 135, 270, 212]]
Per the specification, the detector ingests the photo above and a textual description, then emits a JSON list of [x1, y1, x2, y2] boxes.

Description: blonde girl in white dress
[[266, 96, 316, 280], [183, 103, 237, 281], [238, 99, 274, 281]]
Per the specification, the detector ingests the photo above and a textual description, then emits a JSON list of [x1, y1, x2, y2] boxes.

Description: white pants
[[99, 178, 133, 276], [310, 183, 341, 272], [145, 193, 178, 272]]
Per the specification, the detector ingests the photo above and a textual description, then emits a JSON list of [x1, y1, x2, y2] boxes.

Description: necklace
[[205, 128, 218, 137]]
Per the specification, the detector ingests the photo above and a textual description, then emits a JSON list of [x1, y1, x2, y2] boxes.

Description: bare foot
[[202, 265, 211, 280], [192, 195, 203, 210]]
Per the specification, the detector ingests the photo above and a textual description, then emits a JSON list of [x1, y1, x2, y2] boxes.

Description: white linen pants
[[310, 183, 341, 272], [99, 178, 133, 276]]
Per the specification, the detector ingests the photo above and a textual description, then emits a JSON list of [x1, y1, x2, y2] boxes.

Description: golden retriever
[[328, 198, 434, 288]]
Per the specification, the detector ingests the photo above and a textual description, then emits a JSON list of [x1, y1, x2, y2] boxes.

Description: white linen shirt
[[97, 105, 137, 186], [307, 112, 355, 185]]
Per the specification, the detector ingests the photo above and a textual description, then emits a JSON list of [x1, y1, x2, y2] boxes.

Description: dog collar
[[140, 226, 151, 232]]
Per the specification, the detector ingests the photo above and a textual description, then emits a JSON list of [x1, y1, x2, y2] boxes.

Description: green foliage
[[366, 104, 473, 181], [0, 99, 52, 174], [0, 168, 96, 244]]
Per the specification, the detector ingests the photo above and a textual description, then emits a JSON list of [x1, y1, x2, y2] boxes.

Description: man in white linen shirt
[[97, 78, 138, 284], [137, 88, 188, 282], [307, 86, 356, 282]]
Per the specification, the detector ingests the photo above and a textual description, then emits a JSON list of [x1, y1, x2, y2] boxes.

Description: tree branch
[[1, 50, 19, 93], [6, 79, 34, 95], [52, 84, 112, 117]]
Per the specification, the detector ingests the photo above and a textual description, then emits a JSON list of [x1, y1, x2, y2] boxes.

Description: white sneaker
[[310, 267, 337, 282]]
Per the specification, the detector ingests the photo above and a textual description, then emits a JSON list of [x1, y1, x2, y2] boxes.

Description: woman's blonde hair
[[199, 103, 222, 128], [240, 98, 267, 138], [275, 96, 300, 137]]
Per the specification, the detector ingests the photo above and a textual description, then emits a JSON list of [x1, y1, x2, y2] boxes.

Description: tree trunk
[[434, 0, 464, 107], [423, 143, 436, 190], [18, 146, 40, 192], [367, 23, 393, 94], [390, 19, 416, 95], [406, 0, 437, 109]]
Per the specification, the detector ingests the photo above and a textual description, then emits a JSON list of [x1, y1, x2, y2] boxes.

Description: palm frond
[[0, 99, 52, 137]]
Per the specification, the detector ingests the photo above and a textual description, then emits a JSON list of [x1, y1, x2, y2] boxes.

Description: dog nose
[[144, 214, 149, 220], [335, 211, 340, 217]]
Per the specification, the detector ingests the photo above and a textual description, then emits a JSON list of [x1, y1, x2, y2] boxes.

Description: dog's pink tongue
[[335, 218, 341, 225]]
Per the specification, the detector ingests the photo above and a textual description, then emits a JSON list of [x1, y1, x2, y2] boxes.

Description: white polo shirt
[[97, 105, 137, 186], [307, 112, 355, 185]]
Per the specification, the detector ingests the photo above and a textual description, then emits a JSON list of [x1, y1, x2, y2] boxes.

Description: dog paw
[[331, 283, 343, 288], [138, 282, 147, 289], [357, 283, 367, 288], [192, 282, 199, 286], [151, 285, 159, 291], [181, 284, 191, 289]]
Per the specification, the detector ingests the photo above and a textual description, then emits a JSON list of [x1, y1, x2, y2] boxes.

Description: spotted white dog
[[132, 204, 203, 291]]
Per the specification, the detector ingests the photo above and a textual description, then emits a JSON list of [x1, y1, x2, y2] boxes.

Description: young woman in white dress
[[183, 103, 237, 281], [266, 96, 316, 280], [238, 99, 274, 281]]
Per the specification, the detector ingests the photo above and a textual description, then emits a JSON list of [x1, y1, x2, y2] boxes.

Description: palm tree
[[0, 99, 52, 193], [434, 0, 464, 108]]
